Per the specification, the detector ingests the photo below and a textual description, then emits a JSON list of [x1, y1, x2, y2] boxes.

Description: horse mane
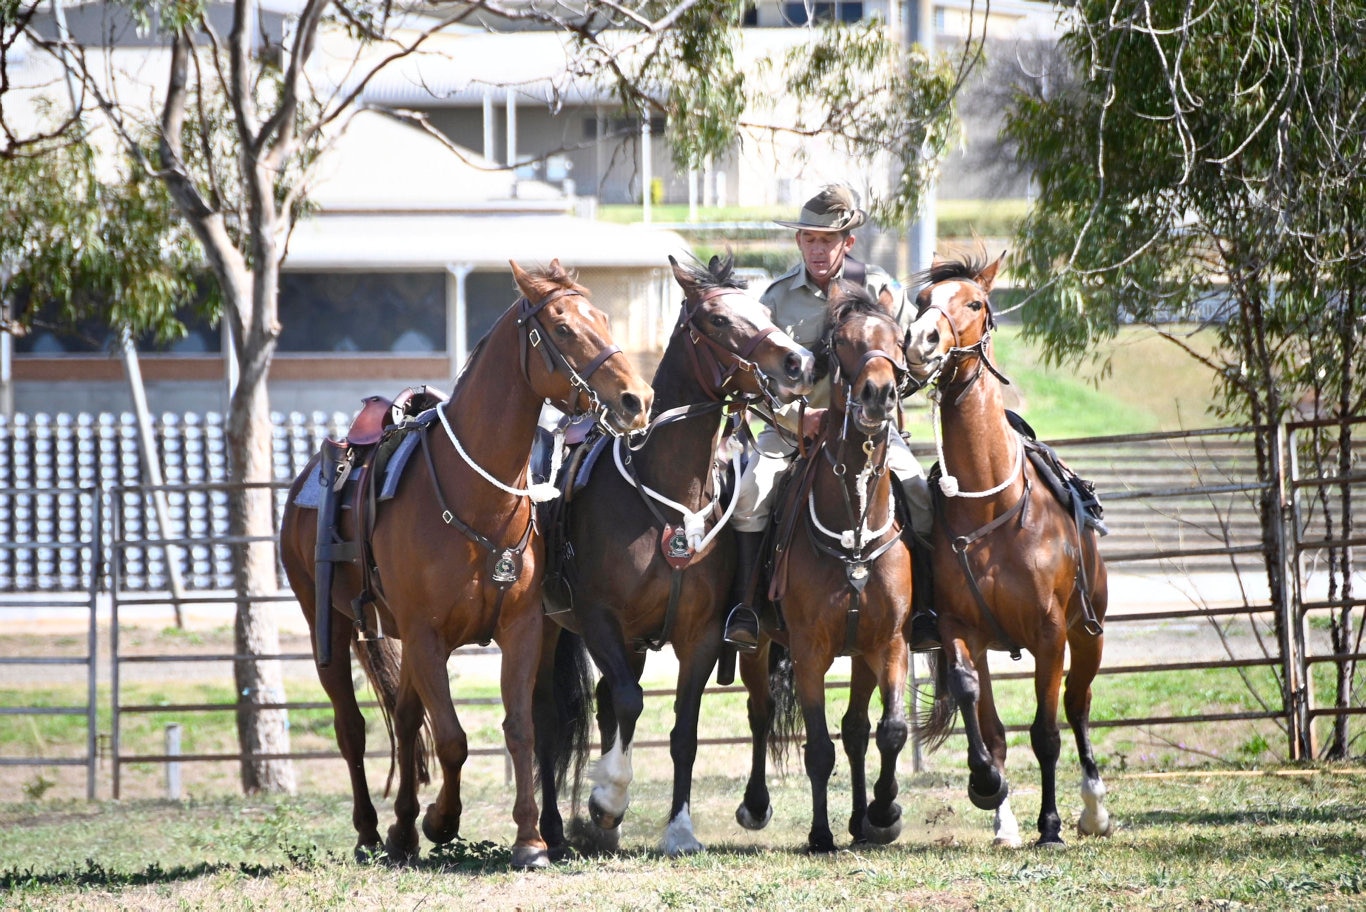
[[676, 252, 747, 294], [912, 251, 992, 289], [449, 263, 591, 392], [518, 261, 591, 301], [813, 280, 897, 381]]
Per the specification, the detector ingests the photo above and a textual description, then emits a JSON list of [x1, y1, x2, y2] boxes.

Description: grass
[[1, 768, 1364, 909]]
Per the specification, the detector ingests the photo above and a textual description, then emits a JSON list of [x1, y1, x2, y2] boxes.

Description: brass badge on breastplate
[[492, 549, 520, 585], [661, 523, 695, 570]]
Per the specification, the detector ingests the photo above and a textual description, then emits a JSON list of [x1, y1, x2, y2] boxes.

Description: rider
[[723, 183, 940, 652]]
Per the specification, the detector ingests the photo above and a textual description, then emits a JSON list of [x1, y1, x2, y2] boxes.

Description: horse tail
[[767, 643, 802, 771], [916, 647, 958, 751], [542, 629, 595, 799], [354, 636, 431, 794]]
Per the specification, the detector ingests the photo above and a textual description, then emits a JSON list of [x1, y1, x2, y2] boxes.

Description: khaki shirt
[[759, 259, 908, 428]]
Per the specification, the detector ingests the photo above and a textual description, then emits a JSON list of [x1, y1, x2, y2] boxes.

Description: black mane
[[675, 253, 747, 294], [912, 251, 992, 289]]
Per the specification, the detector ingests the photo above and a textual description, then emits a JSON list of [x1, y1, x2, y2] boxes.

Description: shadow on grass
[[0, 855, 328, 890]]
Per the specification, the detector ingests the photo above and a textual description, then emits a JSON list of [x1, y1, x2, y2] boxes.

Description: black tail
[[539, 630, 595, 804], [767, 644, 802, 771], [917, 647, 958, 751], [355, 637, 431, 794]]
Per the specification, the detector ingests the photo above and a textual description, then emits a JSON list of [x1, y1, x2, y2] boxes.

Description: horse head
[[823, 281, 910, 437], [903, 252, 1004, 387], [668, 254, 815, 405], [510, 259, 653, 435]]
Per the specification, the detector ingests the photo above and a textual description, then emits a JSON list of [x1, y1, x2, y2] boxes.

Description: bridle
[[516, 288, 627, 435], [912, 282, 1011, 402], [678, 286, 785, 409], [825, 310, 912, 449]]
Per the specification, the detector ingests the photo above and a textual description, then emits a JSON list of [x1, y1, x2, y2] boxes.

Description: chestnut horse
[[903, 253, 1112, 848], [734, 286, 915, 853], [536, 255, 815, 855], [279, 261, 652, 868]]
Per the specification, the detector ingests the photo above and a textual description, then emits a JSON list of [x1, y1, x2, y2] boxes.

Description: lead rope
[[929, 390, 1024, 499], [438, 404, 562, 503], [613, 431, 745, 551]]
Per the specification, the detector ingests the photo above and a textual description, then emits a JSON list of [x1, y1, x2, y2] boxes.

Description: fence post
[[1273, 421, 1312, 759], [165, 724, 182, 800], [85, 490, 101, 801]]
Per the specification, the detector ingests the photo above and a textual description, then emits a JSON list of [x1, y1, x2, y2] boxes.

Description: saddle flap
[[346, 395, 392, 447]]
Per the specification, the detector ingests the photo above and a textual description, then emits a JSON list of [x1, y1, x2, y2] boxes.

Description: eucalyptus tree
[[1005, 1, 1365, 758], [6, 0, 967, 791]]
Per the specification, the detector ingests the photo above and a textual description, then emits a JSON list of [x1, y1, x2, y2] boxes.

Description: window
[[782, 1, 862, 24], [277, 272, 445, 353]]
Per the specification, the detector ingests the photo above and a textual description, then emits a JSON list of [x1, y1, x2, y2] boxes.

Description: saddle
[[1005, 410, 1107, 535], [306, 385, 448, 666]]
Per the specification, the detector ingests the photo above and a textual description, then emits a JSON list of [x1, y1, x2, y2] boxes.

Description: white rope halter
[[929, 391, 1023, 499], [438, 404, 563, 503]]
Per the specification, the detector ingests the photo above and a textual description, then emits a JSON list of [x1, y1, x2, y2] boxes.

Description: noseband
[[676, 286, 783, 404], [516, 288, 625, 432], [914, 287, 1010, 399]]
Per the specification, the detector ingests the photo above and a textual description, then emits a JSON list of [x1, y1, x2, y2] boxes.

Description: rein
[[516, 288, 627, 436], [799, 322, 909, 655]]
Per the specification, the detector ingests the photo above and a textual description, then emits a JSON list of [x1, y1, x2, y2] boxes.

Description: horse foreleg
[[1030, 635, 1067, 848], [323, 633, 383, 859], [944, 638, 1008, 814], [400, 634, 468, 850], [975, 665, 1021, 848], [840, 660, 874, 843], [383, 677, 426, 863], [583, 626, 644, 838], [735, 642, 774, 831], [533, 619, 568, 860], [660, 629, 721, 856], [864, 638, 908, 845], [497, 606, 553, 870], [1067, 624, 1112, 839], [795, 656, 838, 853]]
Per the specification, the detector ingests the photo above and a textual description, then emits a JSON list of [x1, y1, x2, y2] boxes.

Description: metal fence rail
[[0, 486, 101, 799], [0, 416, 1362, 796]]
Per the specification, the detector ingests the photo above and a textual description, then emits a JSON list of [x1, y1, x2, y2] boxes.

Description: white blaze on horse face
[[930, 280, 962, 314], [589, 736, 633, 819], [723, 291, 774, 332]]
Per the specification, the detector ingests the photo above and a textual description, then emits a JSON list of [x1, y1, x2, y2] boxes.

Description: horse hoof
[[1079, 808, 1113, 838], [422, 808, 460, 846], [992, 834, 1023, 849], [735, 802, 773, 831], [1035, 836, 1066, 850], [806, 833, 837, 854], [969, 776, 1009, 811], [381, 838, 419, 867], [510, 845, 551, 870], [862, 811, 902, 845], [589, 793, 628, 831], [354, 842, 384, 864]]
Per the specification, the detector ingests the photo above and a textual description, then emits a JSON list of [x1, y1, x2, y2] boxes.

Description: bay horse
[[279, 260, 653, 868], [537, 255, 815, 856], [902, 252, 1113, 848], [734, 285, 915, 853]]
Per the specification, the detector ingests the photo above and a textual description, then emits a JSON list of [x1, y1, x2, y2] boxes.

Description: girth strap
[[940, 478, 1031, 660]]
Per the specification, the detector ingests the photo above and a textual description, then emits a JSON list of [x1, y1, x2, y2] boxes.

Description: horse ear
[[669, 255, 693, 292], [976, 252, 1006, 294], [509, 259, 535, 299], [877, 286, 896, 314]]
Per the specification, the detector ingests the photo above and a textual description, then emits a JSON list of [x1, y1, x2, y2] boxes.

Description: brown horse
[[279, 260, 652, 868], [903, 253, 1112, 848], [734, 285, 915, 853], [536, 255, 814, 856]]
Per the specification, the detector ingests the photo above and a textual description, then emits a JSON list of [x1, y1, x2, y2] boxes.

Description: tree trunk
[[226, 351, 295, 793]]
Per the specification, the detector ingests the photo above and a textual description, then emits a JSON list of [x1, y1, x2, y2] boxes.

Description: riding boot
[[909, 538, 941, 652], [723, 531, 765, 653]]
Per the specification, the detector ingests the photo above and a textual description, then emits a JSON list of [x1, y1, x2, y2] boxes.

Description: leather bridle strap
[[678, 289, 780, 401], [516, 289, 623, 420]]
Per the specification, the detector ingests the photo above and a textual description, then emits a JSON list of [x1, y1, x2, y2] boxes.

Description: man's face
[[796, 229, 856, 289]]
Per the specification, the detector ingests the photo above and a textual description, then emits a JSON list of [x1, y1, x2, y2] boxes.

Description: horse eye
[[709, 314, 729, 329], [554, 323, 573, 338], [969, 300, 984, 311]]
